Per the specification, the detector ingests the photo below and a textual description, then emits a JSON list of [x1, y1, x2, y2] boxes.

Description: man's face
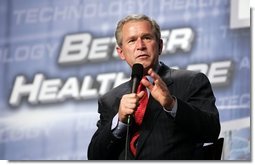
[[117, 20, 162, 74]]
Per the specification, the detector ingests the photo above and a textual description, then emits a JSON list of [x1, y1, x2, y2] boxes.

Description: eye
[[143, 35, 153, 40], [128, 39, 136, 44], [128, 39, 135, 43]]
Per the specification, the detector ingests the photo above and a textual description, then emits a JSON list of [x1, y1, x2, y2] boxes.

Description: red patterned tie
[[130, 77, 149, 156]]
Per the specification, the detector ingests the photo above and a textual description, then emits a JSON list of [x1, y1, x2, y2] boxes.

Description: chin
[[142, 65, 151, 74], [134, 61, 153, 71]]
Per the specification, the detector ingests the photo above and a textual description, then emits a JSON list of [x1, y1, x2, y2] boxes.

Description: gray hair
[[115, 14, 161, 47]]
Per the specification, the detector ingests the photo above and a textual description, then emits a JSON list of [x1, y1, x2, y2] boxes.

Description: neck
[[144, 62, 160, 75]]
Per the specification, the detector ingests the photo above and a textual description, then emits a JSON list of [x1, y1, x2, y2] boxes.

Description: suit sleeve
[[87, 97, 125, 160], [174, 72, 221, 143]]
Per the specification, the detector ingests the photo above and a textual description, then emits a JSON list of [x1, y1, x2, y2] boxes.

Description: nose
[[136, 38, 146, 50]]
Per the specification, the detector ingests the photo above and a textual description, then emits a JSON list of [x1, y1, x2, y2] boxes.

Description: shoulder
[[171, 68, 210, 85], [160, 62, 210, 86], [171, 68, 203, 79], [160, 62, 207, 81]]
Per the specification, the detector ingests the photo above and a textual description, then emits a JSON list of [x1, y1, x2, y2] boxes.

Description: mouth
[[136, 54, 149, 59]]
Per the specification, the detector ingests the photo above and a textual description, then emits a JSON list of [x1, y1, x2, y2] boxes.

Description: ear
[[116, 46, 126, 60], [158, 39, 163, 55]]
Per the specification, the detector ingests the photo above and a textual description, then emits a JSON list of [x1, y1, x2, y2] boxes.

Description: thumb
[[137, 91, 145, 99]]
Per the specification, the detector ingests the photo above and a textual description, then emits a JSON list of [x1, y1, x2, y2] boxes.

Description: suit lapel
[[135, 63, 174, 157], [135, 95, 162, 157], [158, 62, 174, 86], [117, 80, 132, 99]]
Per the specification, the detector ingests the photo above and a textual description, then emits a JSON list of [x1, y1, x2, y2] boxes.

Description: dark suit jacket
[[87, 62, 221, 160]]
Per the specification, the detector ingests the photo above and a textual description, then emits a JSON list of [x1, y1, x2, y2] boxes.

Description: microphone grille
[[131, 63, 144, 79]]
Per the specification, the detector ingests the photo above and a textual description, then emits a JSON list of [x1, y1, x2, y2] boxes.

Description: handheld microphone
[[128, 63, 144, 124], [125, 63, 143, 160], [131, 63, 144, 93], [127, 63, 143, 124]]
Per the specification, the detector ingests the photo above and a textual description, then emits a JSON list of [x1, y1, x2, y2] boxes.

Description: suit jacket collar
[[135, 95, 162, 158], [158, 61, 174, 86], [134, 62, 174, 158]]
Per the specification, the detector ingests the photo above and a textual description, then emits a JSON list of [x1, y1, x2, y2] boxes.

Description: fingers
[[120, 92, 145, 110], [141, 78, 153, 91], [118, 92, 145, 123], [122, 93, 139, 109], [148, 68, 161, 81], [141, 68, 163, 90]]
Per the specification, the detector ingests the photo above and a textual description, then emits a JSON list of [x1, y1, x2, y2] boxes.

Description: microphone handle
[[125, 77, 139, 159], [128, 76, 140, 124], [131, 77, 139, 93]]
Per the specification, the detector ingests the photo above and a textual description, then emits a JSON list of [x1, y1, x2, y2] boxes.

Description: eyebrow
[[126, 33, 154, 40]]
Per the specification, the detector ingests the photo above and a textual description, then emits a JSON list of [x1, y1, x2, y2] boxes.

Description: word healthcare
[[9, 60, 232, 106]]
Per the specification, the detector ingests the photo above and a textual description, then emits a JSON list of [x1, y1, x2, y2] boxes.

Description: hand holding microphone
[[118, 63, 144, 124]]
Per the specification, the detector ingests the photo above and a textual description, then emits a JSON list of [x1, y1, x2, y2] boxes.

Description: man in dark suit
[[87, 14, 220, 160]]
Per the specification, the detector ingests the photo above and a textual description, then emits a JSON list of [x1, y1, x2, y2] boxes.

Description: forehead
[[122, 20, 153, 35]]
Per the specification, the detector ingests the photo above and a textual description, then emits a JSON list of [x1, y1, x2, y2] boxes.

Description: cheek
[[149, 45, 159, 56]]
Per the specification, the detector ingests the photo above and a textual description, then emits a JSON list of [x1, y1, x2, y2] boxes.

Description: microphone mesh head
[[131, 63, 144, 79]]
